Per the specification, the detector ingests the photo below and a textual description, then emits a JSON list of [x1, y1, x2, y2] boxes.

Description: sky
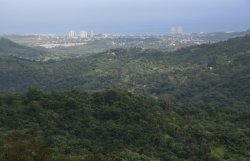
[[0, 0, 250, 35]]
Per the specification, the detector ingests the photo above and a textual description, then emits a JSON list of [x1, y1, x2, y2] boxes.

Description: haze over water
[[1, 0, 250, 35]]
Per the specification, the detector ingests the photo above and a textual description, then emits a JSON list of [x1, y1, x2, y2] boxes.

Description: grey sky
[[0, 0, 250, 34]]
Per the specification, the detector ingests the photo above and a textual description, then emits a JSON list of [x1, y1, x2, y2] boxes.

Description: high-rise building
[[90, 30, 94, 38], [170, 26, 184, 34], [79, 31, 88, 38], [177, 26, 183, 34], [68, 30, 77, 38], [170, 27, 178, 34]]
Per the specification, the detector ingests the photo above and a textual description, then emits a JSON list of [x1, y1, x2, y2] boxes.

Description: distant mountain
[[1, 36, 250, 108], [0, 38, 46, 59]]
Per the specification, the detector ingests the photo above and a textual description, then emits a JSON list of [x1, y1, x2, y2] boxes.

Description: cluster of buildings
[[170, 26, 184, 35], [68, 30, 94, 39]]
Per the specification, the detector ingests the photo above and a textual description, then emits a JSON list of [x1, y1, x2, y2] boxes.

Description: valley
[[0, 32, 250, 161]]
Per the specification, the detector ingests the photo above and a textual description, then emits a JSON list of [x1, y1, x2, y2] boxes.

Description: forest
[[0, 89, 250, 161], [0, 35, 250, 160], [1, 36, 250, 108]]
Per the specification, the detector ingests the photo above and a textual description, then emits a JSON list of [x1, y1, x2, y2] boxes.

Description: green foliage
[[0, 38, 46, 59], [0, 134, 53, 161], [1, 35, 250, 160], [1, 93, 19, 105], [24, 88, 45, 103], [1, 36, 250, 109], [0, 90, 250, 160]]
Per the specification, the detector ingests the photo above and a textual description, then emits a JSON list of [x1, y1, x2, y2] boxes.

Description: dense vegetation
[[0, 35, 250, 160], [0, 90, 250, 161], [0, 38, 46, 59], [1, 36, 250, 108]]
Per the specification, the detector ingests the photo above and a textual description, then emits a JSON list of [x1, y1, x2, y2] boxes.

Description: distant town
[[1, 27, 210, 49], [1, 28, 249, 52]]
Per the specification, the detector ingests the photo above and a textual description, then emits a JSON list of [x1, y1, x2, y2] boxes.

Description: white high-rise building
[[170, 27, 178, 34], [68, 30, 77, 38], [170, 26, 184, 34], [79, 31, 88, 38], [90, 30, 94, 38], [177, 26, 183, 34]]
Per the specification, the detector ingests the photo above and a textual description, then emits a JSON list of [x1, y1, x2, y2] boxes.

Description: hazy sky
[[1, 0, 250, 34]]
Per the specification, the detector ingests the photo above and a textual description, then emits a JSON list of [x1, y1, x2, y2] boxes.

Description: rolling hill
[[0, 36, 250, 108], [0, 36, 250, 161], [0, 38, 46, 59]]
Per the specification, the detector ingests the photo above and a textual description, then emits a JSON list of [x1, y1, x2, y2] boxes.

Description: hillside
[[0, 38, 46, 59], [0, 90, 250, 160], [0, 36, 250, 108]]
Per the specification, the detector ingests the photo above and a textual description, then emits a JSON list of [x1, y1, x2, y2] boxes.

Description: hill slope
[[1, 36, 250, 108], [0, 38, 46, 59]]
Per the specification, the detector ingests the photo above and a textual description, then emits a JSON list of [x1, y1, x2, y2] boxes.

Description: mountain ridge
[[0, 38, 46, 59], [1, 36, 250, 108]]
